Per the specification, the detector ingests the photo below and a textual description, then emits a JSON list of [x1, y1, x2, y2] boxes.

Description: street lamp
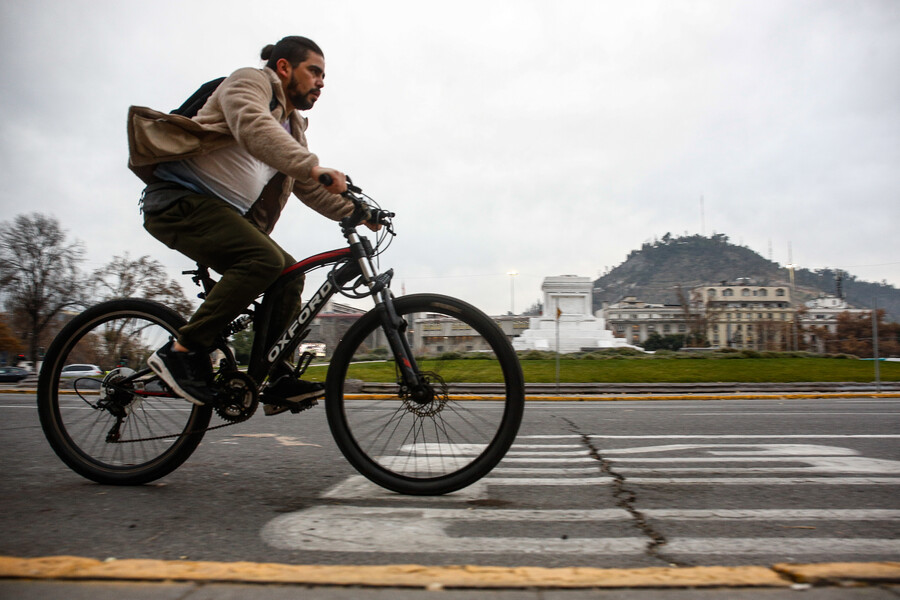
[[507, 270, 519, 315]]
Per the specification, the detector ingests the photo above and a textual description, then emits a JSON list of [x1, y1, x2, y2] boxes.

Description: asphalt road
[[1, 392, 898, 570]]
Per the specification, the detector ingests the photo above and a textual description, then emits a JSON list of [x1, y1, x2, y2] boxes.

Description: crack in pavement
[[563, 418, 689, 567]]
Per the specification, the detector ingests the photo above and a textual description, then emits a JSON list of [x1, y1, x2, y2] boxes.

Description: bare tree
[[91, 253, 195, 319], [522, 299, 543, 316], [0, 313, 24, 360], [0, 214, 87, 364], [676, 284, 708, 346]]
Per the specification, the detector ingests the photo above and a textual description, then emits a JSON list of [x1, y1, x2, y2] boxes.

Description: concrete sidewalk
[[3, 579, 900, 599]]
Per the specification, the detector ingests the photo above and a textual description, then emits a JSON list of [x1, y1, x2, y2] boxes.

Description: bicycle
[[37, 178, 525, 496]]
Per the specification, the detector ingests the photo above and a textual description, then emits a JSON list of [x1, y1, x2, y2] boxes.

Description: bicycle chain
[[97, 371, 254, 444], [110, 415, 247, 444]]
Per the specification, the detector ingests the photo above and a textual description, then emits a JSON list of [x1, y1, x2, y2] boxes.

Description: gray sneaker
[[147, 340, 215, 406]]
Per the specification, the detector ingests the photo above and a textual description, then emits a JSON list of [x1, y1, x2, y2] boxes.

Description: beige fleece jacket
[[127, 67, 351, 233]]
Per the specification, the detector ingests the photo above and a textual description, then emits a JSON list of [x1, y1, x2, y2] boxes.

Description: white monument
[[512, 275, 637, 353]]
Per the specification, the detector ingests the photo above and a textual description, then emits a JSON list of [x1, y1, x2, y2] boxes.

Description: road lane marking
[[601, 444, 860, 455], [684, 412, 900, 415], [668, 538, 900, 555], [271, 436, 900, 562], [626, 477, 900, 484], [484, 477, 614, 485], [260, 505, 900, 555], [493, 467, 599, 474], [643, 509, 900, 520], [599, 444, 900, 476], [495, 457, 596, 462], [229, 433, 321, 447], [520, 435, 900, 439]]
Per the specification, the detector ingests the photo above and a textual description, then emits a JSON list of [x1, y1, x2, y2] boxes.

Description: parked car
[[60, 364, 103, 378], [0, 366, 30, 383]]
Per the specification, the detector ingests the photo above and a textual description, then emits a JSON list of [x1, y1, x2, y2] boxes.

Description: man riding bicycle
[[127, 36, 374, 413]]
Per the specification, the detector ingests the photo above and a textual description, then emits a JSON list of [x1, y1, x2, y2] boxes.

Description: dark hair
[[261, 36, 323, 69]]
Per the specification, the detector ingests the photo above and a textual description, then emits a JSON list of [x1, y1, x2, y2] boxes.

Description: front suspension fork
[[348, 231, 431, 403], [377, 291, 432, 403]]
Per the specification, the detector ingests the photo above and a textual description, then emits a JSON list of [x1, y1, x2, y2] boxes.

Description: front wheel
[[37, 299, 213, 485], [326, 294, 525, 495]]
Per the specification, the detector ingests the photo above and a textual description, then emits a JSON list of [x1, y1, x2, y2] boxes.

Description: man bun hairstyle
[[261, 36, 324, 69]]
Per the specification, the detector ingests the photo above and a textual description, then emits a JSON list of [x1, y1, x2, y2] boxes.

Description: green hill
[[592, 233, 900, 322]]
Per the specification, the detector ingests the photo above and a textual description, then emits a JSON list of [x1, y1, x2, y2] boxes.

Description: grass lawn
[[302, 356, 899, 384], [516, 357, 898, 383]]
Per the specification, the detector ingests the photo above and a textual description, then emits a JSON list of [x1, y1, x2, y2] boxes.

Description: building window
[[723, 288, 734, 297], [758, 289, 768, 297], [776, 289, 785, 297], [742, 288, 751, 297], [708, 289, 717, 298]]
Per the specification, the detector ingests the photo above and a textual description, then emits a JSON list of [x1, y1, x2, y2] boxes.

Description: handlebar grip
[[318, 173, 334, 186]]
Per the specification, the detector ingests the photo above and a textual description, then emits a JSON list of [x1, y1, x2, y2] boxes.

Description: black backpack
[[170, 77, 278, 117]]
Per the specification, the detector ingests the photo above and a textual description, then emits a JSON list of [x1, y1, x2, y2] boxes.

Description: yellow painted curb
[[345, 393, 900, 401], [774, 561, 900, 584], [0, 556, 793, 588], [527, 393, 900, 401]]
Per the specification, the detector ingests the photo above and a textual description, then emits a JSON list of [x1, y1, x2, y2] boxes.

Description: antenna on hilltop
[[700, 195, 705, 236]]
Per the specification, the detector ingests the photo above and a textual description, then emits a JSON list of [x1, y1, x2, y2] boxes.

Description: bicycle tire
[[37, 299, 213, 485], [325, 293, 525, 495]]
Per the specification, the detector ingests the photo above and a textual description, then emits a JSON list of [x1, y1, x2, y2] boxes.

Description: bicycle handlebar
[[317, 173, 361, 194], [317, 174, 395, 229]]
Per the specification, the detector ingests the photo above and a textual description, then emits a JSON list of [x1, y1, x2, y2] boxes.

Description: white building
[[512, 275, 636, 353], [802, 295, 867, 334], [801, 294, 869, 353], [603, 297, 693, 346]]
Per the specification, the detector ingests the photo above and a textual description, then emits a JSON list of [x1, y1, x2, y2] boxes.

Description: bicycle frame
[[244, 246, 356, 382], [236, 222, 426, 399]]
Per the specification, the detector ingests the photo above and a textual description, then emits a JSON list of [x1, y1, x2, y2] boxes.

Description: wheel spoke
[[38, 300, 214, 485], [327, 294, 524, 495]]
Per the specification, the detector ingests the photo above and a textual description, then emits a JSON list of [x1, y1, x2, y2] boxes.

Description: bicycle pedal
[[263, 398, 318, 416], [289, 398, 318, 413], [263, 404, 290, 416]]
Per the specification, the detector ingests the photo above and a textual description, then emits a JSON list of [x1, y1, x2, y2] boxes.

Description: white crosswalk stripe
[[263, 434, 900, 559]]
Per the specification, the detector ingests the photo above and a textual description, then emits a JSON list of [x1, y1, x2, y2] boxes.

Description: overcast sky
[[1, 0, 898, 315]]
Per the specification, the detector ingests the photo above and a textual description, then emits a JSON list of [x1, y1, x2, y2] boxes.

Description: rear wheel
[[37, 299, 213, 485], [326, 294, 525, 495]]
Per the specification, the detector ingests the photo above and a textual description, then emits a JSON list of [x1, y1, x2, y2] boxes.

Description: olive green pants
[[143, 194, 303, 353]]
